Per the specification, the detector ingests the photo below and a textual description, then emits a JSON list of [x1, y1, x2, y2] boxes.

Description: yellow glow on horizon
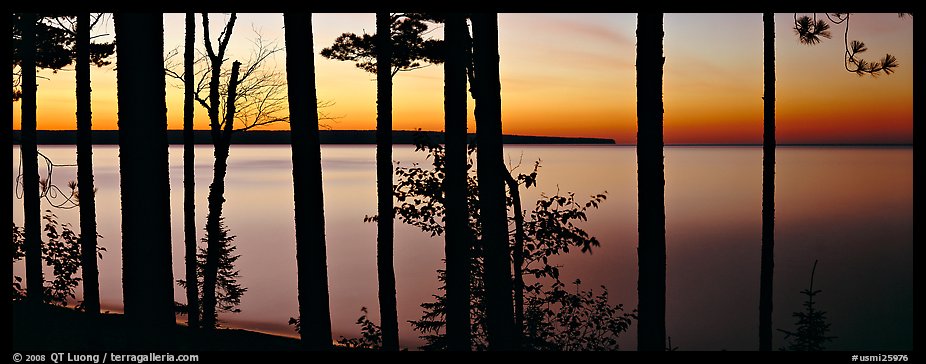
[[12, 13, 913, 145]]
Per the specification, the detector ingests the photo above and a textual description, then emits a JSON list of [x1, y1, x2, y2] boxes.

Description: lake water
[[11, 145, 912, 350]]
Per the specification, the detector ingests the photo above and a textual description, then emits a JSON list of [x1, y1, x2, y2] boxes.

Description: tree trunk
[[375, 12, 400, 352], [202, 61, 240, 330], [472, 13, 517, 351], [443, 12, 472, 352], [114, 12, 175, 331], [635, 13, 667, 352], [759, 11, 777, 352], [197, 13, 236, 330], [19, 13, 44, 305], [283, 12, 333, 351], [7, 18, 13, 305], [202, 13, 235, 143], [283, 13, 331, 350], [76, 12, 100, 314], [183, 12, 200, 329], [504, 172, 525, 337]]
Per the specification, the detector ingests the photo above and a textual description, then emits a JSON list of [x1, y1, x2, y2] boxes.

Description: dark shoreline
[[10, 130, 616, 145], [10, 131, 910, 147], [12, 301, 305, 351]]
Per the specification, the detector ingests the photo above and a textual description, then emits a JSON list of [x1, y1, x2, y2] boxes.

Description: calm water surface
[[11, 145, 912, 350]]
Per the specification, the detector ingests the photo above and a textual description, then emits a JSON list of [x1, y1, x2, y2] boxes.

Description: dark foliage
[[793, 13, 906, 76], [11, 14, 72, 72], [12, 223, 26, 299], [793, 15, 831, 45], [778, 260, 836, 351], [11, 213, 105, 307], [40, 212, 83, 306], [288, 308, 382, 350], [11, 14, 115, 101], [335, 308, 383, 350], [377, 136, 629, 350], [523, 280, 634, 351], [320, 13, 443, 76], [177, 218, 246, 324]]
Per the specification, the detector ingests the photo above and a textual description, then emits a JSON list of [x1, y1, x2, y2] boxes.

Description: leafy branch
[[794, 13, 908, 76]]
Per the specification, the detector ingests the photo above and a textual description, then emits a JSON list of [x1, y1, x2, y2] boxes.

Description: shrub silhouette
[[778, 260, 836, 351]]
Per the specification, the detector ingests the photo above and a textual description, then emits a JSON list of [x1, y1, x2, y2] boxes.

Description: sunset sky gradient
[[12, 13, 914, 144]]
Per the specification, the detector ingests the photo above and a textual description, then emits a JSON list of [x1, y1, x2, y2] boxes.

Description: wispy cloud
[[539, 14, 634, 48]]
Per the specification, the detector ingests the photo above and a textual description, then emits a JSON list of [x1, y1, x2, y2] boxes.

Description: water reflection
[[11, 145, 911, 350]]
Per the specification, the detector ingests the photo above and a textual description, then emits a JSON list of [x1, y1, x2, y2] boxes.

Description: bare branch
[[51, 17, 76, 36], [202, 13, 216, 61], [89, 13, 104, 29], [217, 13, 238, 61], [164, 47, 184, 81]]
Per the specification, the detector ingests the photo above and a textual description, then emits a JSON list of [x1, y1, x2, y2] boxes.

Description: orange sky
[[12, 13, 914, 144]]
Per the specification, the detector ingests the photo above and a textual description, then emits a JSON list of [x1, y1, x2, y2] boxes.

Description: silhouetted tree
[[33, 13, 116, 315], [635, 13, 666, 352], [374, 12, 400, 351], [74, 13, 99, 314], [12, 18, 70, 295], [183, 12, 199, 329], [471, 13, 516, 351], [72, 13, 114, 315], [200, 13, 237, 330], [442, 12, 472, 352], [206, 57, 241, 329], [778, 260, 836, 351], [283, 12, 334, 350], [176, 218, 245, 324], [759, 12, 776, 352], [17, 13, 43, 305], [759, 12, 908, 349], [319, 14, 443, 76], [11, 14, 76, 101], [113, 12, 175, 330], [13, 13, 115, 310], [321, 14, 443, 350], [166, 13, 287, 329]]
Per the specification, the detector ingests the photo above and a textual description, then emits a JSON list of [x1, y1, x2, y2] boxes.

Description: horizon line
[[9, 129, 912, 147]]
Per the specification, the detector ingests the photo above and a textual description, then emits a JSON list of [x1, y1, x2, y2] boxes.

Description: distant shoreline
[[10, 130, 616, 145], [9, 130, 911, 147]]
